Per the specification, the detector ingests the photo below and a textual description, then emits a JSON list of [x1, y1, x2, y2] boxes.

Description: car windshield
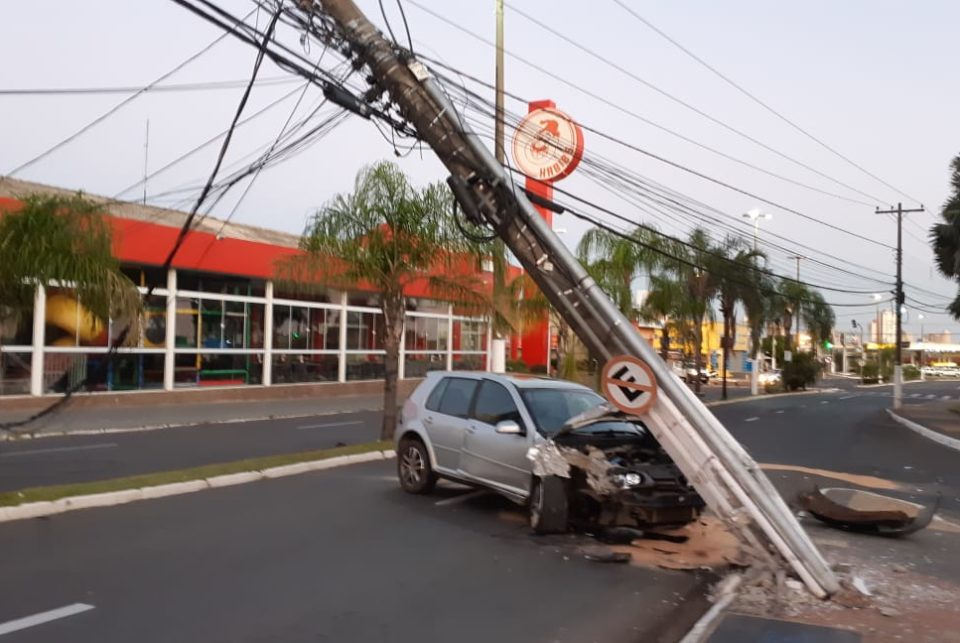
[[520, 388, 606, 435]]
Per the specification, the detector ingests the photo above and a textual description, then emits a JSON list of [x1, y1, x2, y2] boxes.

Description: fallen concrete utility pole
[[292, 0, 839, 597]]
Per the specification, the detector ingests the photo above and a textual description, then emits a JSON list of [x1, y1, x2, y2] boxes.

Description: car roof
[[428, 371, 591, 391]]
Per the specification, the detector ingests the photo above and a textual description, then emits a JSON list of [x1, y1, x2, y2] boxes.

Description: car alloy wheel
[[400, 445, 424, 488]]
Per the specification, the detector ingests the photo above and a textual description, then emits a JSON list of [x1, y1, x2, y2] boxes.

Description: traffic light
[[824, 339, 833, 350]]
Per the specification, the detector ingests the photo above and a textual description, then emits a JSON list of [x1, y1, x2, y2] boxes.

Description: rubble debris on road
[[798, 487, 939, 536], [598, 516, 746, 571]]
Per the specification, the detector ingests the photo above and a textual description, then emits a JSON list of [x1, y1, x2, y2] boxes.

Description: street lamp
[[918, 313, 925, 380], [742, 209, 770, 395], [742, 208, 772, 252]]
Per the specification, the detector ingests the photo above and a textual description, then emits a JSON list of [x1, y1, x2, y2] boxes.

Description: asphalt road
[[0, 410, 383, 492], [4, 378, 959, 494], [711, 385, 960, 516], [0, 460, 709, 643]]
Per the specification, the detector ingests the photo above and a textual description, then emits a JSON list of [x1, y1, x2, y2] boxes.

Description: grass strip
[[950, 405, 960, 417], [0, 440, 392, 508]]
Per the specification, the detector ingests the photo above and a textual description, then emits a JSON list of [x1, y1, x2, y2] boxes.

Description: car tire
[[397, 437, 437, 495], [529, 476, 568, 534]]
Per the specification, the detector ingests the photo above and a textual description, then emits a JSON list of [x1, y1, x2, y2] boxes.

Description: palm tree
[[577, 226, 663, 318], [741, 270, 777, 380], [778, 279, 811, 352], [0, 194, 140, 340], [280, 162, 487, 441], [931, 154, 960, 319], [639, 274, 688, 361], [706, 236, 762, 399], [802, 289, 836, 352]]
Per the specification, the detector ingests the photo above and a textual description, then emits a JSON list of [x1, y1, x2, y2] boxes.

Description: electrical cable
[[503, 0, 885, 207], [5, 9, 255, 177], [0, 76, 299, 96], [609, 0, 924, 207]]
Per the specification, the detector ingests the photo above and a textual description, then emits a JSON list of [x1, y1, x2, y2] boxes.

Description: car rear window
[[436, 378, 478, 418]]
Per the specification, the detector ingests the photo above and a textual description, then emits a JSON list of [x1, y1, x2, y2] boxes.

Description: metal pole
[[877, 202, 924, 409], [494, 0, 505, 165]]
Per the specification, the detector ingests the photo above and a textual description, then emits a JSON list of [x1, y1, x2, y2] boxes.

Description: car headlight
[[613, 472, 644, 489]]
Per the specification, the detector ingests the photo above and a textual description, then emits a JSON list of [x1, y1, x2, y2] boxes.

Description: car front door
[[460, 379, 531, 496], [423, 377, 478, 474]]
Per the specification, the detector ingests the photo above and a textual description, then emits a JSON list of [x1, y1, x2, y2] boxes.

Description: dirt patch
[[759, 463, 904, 491], [601, 517, 745, 571]]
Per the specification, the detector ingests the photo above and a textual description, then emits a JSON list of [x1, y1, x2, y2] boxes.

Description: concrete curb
[[887, 409, 960, 453], [0, 449, 397, 524], [705, 388, 839, 408], [0, 406, 385, 442]]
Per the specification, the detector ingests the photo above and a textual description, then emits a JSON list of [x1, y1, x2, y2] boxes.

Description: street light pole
[[742, 209, 770, 396], [918, 313, 925, 380], [787, 255, 805, 350]]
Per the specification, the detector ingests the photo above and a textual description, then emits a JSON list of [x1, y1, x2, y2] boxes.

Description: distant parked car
[[758, 370, 782, 386], [921, 366, 940, 377]]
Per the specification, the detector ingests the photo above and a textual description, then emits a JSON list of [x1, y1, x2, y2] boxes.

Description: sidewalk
[[896, 401, 960, 439]]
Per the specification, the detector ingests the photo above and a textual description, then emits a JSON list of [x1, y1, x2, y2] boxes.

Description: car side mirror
[[495, 420, 523, 435]]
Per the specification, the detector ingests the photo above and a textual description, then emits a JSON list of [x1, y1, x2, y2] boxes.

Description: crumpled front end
[[527, 432, 704, 529]]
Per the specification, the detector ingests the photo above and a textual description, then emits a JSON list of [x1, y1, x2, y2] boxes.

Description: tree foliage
[[930, 154, 960, 318], [279, 162, 488, 440], [0, 194, 140, 332]]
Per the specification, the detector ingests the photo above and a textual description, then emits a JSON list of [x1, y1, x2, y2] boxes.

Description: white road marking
[[943, 396, 953, 401], [0, 603, 95, 636], [839, 395, 856, 400], [820, 401, 829, 405], [434, 489, 488, 506], [776, 410, 785, 415], [926, 394, 937, 399], [744, 417, 760, 423], [911, 394, 922, 398], [297, 421, 363, 430], [0, 443, 118, 458]]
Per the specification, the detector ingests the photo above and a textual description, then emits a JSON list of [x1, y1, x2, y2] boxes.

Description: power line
[[5, 9, 255, 177], [163, 3, 282, 267], [449, 80, 902, 286], [609, 0, 924, 207], [416, 53, 896, 251], [504, 0, 885, 207], [0, 76, 299, 96]]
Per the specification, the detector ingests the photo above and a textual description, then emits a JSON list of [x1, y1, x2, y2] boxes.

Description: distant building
[[869, 310, 896, 344]]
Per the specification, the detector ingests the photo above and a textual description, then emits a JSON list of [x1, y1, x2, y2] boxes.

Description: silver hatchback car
[[396, 372, 703, 533]]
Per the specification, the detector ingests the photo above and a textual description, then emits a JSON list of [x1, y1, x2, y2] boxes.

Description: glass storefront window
[[175, 297, 199, 348], [174, 353, 263, 387], [345, 354, 385, 381], [405, 316, 448, 352], [404, 353, 447, 379], [44, 288, 108, 348], [272, 353, 338, 383], [273, 306, 339, 351], [452, 353, 486, 371], [140, 295, 167, 348], [0, 352, 31, 395], [0, 308, 32, 346], [453, 320, 487, 353], [347, 311, 383, 350]]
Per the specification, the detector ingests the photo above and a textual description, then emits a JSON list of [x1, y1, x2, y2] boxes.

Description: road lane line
[[0, 443, 118, 458], [911, 393, 922, 398], [0, 603, 95, 636], [297, 421, 363, 430], [435, 489, 488, 506], [775, 410, 784, 414], [926, 394, 937, 399], [943, 395, 952, 401], [744, 417, 759, 422], [820, 401, 829, 405], [839, 395, 856, 400]]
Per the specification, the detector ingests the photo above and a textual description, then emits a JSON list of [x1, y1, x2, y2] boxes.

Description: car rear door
[[424, 376, 479, 474], [459, 379, 531, 496]]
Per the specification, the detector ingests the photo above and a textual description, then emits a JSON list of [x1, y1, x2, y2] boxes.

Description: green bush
[[782, 352, 821, 391], [861, 363, 880, 383], [505, 359, 529, 373], [903, 364, 921, 381]]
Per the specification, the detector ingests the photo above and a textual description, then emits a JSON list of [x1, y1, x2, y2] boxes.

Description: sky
[[2, 0, 959, 338]]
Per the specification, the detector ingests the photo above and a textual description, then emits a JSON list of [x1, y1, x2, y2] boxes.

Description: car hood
[[554, 402, 644, 438]]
